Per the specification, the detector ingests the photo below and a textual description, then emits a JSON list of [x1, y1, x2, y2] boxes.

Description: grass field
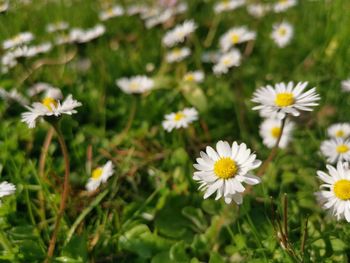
[[1, 0, 350, 262]]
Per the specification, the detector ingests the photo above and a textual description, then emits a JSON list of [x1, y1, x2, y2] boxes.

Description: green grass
[[0, 0, 350, 262]]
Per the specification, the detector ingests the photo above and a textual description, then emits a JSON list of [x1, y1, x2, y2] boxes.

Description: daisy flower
[[315, 162, 350, 222], [214, 0, 245, 14], [328, 123, 350, 139], [0, 181, 16, 204], [21, 95, 82, 128], [165, 47, 191, 63], [273, 0, 297, 13], [271, 21, 293, 48], [259, 118, 294, 149], [193, 141, 261, 204], [341, 79, 350, 92], [116, 76, 154, 94], [99, 5, 124, 21], [162, 107, 198, 132], [219, 26, 256, 52], [46, 21, 69, 33], [213, 49, 241, 75], [162, 20, 197, 47], [3, 32, 34, 50], [183, 71, 204, 83], [11, 42, 52, 58], [74, 25, 106, 43], [252, 81, 320, 119], [86, 161, 115, 192], [0, 88, 28, 105], [247, 4, 271, 18], [320, 138, 350, 164]]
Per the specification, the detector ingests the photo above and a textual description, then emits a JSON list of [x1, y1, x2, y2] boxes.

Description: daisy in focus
[[219, 26, 256, 52], [341, 79, 350, 92], [165, 47, 191, 63], [99, 5, 124, 21], [259, 118, 294, 149], [273, 0, 297, 13], [0, 181, 16, 204], [86, 161, 115, 192], [193, 141, 261, 204], [162, 20, 197, 47], [183, 71, 204, 83], [162, 107, 198, 132], [327, 123, 350, 139], [315, 162, 350, 222], [3, 32, 34, 50], [21, 95, 82, 128], [213, 49, 241, 75], [320, 138, 350, 164], [116, 76, 154, 94], [252, 81, 320, 119], [271, 21, 293, 48], [214, 0, 245, 14]]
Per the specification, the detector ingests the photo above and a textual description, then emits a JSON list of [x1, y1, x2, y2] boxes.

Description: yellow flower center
[[278, 28, 287, 36], [271, 127, 281, 138], [214, 157, 238, 179], [130, 82, 139, 91], [92, 167, 103, 180], [336, 130, 345, 137], [184, 74, 195, 82], [106, 8, 114, 16], [275, 92, 294, 107], [174, 112, 185, 121], [334, 179, 350, 200], [42, 97, 58, 111], [222, 58, 232, 65], [231, 34, 240, 44], [336, 144, 349, 154], [173, 48, 182, 56]]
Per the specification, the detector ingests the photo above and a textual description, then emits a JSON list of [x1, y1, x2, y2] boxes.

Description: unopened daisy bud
[[193, 141, 261, 204], [252, 81, 320, 119], [86, 161, 115, 192], [21, 94, 82, 128]]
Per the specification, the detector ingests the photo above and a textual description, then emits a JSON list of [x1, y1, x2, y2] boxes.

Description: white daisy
[[0, 181, 16, 203], [273, 0, 297, 13], [86, 161, 115, 192], [193, 141, 261, 204], [341, 79, 350, 92], [99, 5, 124, 21], [213, 49, 241, 75], [162, 20, 197, 47], [0, 88, 28, 105], [162, 107, 198, 132], [11, 42, 52, 58], [247, 4, 271, 18], [320, 138, 350, 164], [21, 95, 82, 128], [46, 21, 69, 33], [165, 47, 191, 63], [315, 162, 350, 222], [259, 118, 294, 149], [183, 71, 204, 83], [252, 81, 320, 119], [214, 0, 245, 13], [116, 75, 154, 94], [127, 4, 148, 16], [328, 123, 350, 139], [144, 9, 173, 28], [75, 25, 106, 43], [271, 21, 293, 48], [219, 26, 256, 52], [3, 32, 34, 50]]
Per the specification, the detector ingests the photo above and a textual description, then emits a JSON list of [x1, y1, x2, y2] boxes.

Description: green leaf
[[181, 84, 208, 112], [209, 252, 226, 263], [61, 234, 88, 262], [169, 241, 190, 262]]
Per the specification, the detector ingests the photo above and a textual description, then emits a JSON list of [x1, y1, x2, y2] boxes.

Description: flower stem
[[46, 123, 70, 261]]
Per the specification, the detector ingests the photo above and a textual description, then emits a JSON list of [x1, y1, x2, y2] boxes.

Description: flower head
[[162, 20, 197, 47], [193, 141, 261, 204], [165, 47, 191, 63], [315, 162, 350, 222], [213, 49, 241, 75], [259, 118, 294, 149], [3, 32, 34, 50], [327, 123, 350, 139], [320, 138, 350, 164], [219, 26, 256, 52], [46, 21, 69, 33], [273, 0, 297, 13], [0, 181, 16, 199], [86, 161, 115, 192], [99, 5, 124, 21], [162, 107, 198, 132], [252, 81, 320, 119], [341, 79, 350, 92], [271, 21, 293, 48], [214, 0, 245, 14], [21, 94, 82, 128], [247, 3, 271, 18], [116, 76, 154, 94], [183, 71, 204, 83]]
